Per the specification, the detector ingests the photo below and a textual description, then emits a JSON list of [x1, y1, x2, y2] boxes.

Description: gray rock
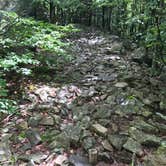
[[155, 112, 166, 121], [81, 130, 92, 139], [18, 153, 47, 163], [63, 124, 82, 144], [26, 129, 42, 146], [143, 146, 166, 166], [108, 134, 128, 150], [28, 117, 40, 127], [98, 119, 110, 126], [143, 154, 166, 166], [49, 133, 70, 150], [105, 42, 123, 54], [143, 98, 152, 106], [93, 105, 112, 119], [69, 155, 91, 166], [0, 141, 12, 163], [160, 100, 166, 110], [132, 119, 159, 133], [92, 124, 108, 136], [20, 143, 31, 151], [105, 96, 116, 105], [149, 121, 166, 134], [39, 116, 54, 126], [55, 155, 69, 166], [17, 121, 28, 130], [114, 82, 128, 88], [83, 137, 96, 151], [129, 127, 161, 146], [123, 138, 142, 155], [98, 152, 113, 164], [101, 140, 113, 152]]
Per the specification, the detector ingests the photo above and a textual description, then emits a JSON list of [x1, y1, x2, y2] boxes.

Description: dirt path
[[0, 29, 166, 166]]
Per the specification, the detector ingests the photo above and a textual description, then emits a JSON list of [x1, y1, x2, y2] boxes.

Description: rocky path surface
[[0, 29, 166, 166]]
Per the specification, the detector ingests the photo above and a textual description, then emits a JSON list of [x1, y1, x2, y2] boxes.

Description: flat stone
[[83, 137, 96, 151], [114, 82, 128, 88], [26, 129, 42, 146], [55, 155, 69, 166], [105, 96, 116, 105], [69, 155, 91, 166], [63, 125, 82, 143], [144, 154, 166, 166], [132, 119, 159, 133], [93, 105, 112, 119], [105, 42, 123, 54], [18, 153, 47, 163], [49, 133, 70, 150], [155, 112, 166, 121], [143, 98, 152, 105], [98, 152, 114, 164], [129, 127, 161, 146], [39, 116, 54, 126], [17, 121, 28, 130], [123, 138, 142, 155], [96, 162, 112, 166], [101, 140, 113, 152], [28, 116, 40, 127], [52, 114, 61, 124], [0, 141, 12, 163], [149, 121, 166, 134], [108, 134, 128, 150], [92, 124, 108, 136]]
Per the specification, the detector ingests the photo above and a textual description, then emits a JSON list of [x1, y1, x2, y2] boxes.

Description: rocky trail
[[0, 28, 166, 166]]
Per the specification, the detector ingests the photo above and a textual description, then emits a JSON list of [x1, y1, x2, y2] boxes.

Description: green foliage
[[0, 10, 77, 114], [0, 77, 17, 113], [0, 52, 39, 73]]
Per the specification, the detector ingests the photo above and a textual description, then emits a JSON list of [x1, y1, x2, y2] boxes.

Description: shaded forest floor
[[0, 28, 166, 166]]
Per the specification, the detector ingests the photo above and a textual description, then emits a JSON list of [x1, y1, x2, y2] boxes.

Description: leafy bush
[[0, 10, 77, 114]]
